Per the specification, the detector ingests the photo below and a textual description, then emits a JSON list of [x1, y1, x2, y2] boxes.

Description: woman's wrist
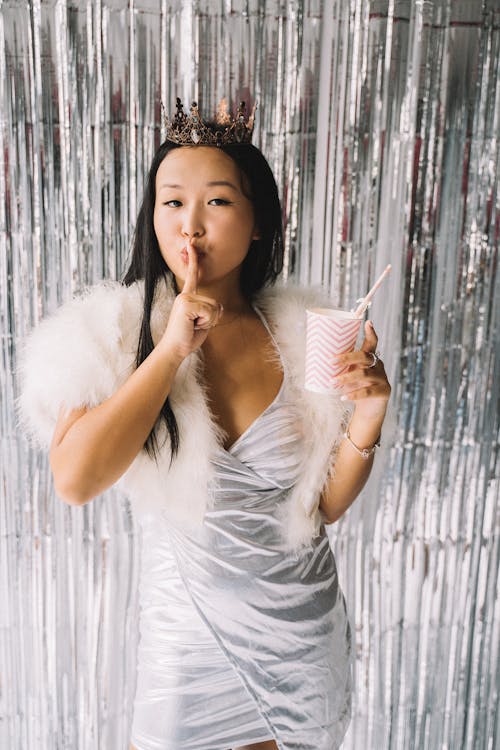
[[346, 404, 386, 450], [154, 339, 186, 370], [343, 425, 380, 459]]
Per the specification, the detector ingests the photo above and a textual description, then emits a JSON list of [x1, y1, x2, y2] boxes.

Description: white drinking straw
[[353, 264, 392, 318]]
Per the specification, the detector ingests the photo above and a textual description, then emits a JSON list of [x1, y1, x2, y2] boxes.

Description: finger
[[184, 297, 223, 326], [334, 371, 382, 392], [361, 320, 378, 352], [194, 312, 220, 330], [182, 298, 221, 320], [333, 378, 391, 398], [339, 385, 389, 402], [333, 350, 381, 369], [183, 240, 199, 294], [191, 302, 221, 330], [183, 292, 221, 308]]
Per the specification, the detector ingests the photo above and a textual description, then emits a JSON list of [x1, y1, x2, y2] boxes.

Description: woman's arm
[[319, 321, 391, 524], [319, 407, 386, 523], [50, 243, 221, 506], [50, 344, 184, 506]]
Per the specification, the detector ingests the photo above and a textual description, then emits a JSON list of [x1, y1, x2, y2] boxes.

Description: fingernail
[[368, 320, 374, 328], [340, 395, 347, 401]]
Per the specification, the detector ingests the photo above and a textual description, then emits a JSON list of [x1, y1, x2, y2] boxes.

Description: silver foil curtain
[[1, 1, 498, 748]]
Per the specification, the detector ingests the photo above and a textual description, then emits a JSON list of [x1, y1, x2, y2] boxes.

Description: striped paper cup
[[305, 308, 362, 393]]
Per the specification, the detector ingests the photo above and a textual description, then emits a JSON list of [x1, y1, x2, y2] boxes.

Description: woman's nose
[[181, 207, 205, 238]]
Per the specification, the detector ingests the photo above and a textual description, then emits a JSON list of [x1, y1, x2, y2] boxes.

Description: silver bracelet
[[343, 426, 381, 459]]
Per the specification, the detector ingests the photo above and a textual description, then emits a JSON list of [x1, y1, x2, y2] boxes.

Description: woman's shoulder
[[254, 281, 332, 322], [50, 278, 143, 320], [23, 279, 144, 347], [16, 279, 145, 448]]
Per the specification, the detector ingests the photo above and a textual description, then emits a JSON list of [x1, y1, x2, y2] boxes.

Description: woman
[[18, 100, 391, 750]]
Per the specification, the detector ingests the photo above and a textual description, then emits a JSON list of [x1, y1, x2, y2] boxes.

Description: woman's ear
[[252, 225, 261, 240]]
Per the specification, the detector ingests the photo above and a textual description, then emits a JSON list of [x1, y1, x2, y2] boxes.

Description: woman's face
[[153, 146, 260, 292]]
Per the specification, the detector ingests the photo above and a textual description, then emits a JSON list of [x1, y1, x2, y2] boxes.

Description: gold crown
[[162, 97, 256, 146]]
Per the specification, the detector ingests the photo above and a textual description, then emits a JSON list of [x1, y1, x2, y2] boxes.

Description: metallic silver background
[[1, 1, 498, 748]]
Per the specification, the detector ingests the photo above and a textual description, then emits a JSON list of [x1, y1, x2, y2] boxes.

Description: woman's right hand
[[158, 240, 223, 361]]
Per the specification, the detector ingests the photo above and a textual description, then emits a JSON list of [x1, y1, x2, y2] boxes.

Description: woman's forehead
[[157, 146, 239, 183]]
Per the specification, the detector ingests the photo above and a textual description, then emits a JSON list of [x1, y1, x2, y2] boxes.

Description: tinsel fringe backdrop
[[1, 1, 498, 748]]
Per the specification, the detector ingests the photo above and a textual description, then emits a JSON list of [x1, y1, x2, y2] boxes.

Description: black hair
[[122, 139, 284, 462]]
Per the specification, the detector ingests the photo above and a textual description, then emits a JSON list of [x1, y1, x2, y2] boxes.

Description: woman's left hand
[[332, 320, 391, 420]]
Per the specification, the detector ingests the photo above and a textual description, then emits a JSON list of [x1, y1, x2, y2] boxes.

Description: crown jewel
[[162, 97, 256, 146]]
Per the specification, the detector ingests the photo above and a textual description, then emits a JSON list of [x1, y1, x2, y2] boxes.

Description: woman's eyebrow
[[158, 180, 239, 191], [205, 180, 239, 191]]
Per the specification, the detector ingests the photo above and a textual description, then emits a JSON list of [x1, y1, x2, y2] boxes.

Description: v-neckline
[[224, 373, 286, 454], [221, 303, 286, 454]]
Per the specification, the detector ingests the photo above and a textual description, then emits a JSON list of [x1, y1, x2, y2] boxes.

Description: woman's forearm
[[319, 407, 386, 523], [49, 343, 183, 505]]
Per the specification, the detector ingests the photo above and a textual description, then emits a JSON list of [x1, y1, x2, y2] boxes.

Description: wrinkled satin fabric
[[131, 308, 353, 750]]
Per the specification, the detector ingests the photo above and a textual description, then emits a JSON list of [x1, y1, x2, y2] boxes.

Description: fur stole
[[16, 278, 349, 552]]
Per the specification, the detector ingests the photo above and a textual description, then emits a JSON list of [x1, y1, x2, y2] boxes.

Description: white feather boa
[[16, 279, 349, 551]]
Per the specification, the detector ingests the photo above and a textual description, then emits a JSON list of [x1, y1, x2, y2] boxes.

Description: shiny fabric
[[131, 307, 353, 750]]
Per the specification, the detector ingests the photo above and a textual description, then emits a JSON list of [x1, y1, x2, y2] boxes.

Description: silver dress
[[130, 308, 353, 750]]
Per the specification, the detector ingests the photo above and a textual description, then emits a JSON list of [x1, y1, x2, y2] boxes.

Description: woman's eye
[[163, 200, 182, 207], [208, 198, 231, 206]]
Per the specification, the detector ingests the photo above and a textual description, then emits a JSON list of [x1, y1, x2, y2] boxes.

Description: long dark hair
[[122, 139, 284, 462]]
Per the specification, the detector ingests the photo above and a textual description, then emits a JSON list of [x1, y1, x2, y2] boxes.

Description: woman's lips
[[181, 247, 205, 264]]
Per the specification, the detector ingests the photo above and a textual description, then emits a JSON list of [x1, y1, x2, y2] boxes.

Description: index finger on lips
[[183, 240, 199, 294]]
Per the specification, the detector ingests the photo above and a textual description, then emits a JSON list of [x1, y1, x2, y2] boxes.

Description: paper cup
[[304, 308, 362, 393]]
